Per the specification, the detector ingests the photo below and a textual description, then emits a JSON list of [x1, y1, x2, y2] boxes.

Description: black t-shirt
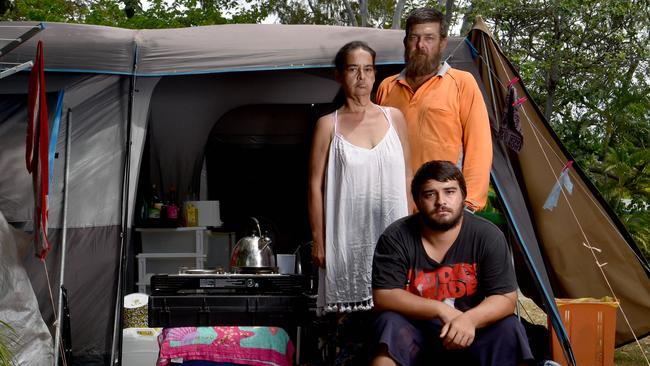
[[372, 212, 517, 312]]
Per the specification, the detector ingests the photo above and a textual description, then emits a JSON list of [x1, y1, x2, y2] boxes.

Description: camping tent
[[0, 20, 648, 364]]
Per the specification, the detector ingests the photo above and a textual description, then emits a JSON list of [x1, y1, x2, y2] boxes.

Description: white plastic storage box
[[138, 227, 205, 253], [122, 328, 160, 366], [187, 200, 222, 227]]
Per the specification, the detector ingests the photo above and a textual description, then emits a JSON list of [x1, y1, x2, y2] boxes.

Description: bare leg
[[370, 344, 398, 366]]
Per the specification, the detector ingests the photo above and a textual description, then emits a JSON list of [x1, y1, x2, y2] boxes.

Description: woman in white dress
[[308, 41, 412, 315]]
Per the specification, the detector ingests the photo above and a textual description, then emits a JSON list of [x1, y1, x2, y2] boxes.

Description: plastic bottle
[[166, 186, 179, 227], [147, 184, 162, 226], [185, 202, 198, 227]]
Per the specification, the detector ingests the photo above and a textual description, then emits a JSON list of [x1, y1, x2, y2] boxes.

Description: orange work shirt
[[376, 63, 492, 210]]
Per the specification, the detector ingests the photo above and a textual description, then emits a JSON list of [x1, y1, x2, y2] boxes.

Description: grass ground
[[518, 296, 650, 365]]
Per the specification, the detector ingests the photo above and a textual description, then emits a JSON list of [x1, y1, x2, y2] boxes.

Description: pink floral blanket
[[157, 326, 294, 366]]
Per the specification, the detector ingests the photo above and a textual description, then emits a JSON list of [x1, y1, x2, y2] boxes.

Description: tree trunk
[[342, 0, 357, 26], [544, 13, 562, 122], [444, 0, 454, 35], [360, 0, 368, 27], [459, 1, 475, 36], [392, 0, 406, 29]]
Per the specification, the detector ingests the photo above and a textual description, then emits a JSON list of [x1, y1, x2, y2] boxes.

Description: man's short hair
[[333, 41, 377, 73], [405, 8, 448, 39], [411, 160, 467, 199]]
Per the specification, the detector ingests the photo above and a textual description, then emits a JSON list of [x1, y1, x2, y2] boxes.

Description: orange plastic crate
[[549, 298, 618, 366]]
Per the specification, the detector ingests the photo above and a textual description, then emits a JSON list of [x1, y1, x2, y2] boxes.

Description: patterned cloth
[[157, 326, 294, 366]]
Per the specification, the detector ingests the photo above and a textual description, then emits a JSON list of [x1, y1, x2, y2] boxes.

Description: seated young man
[[371, 160, 533, 366]]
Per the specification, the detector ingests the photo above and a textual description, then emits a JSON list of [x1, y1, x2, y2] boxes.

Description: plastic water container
[[122, 328, 161, 366], [549, 297, 618, 366]]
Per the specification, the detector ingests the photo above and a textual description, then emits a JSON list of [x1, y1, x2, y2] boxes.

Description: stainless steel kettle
[[230, 217, 275, 270]]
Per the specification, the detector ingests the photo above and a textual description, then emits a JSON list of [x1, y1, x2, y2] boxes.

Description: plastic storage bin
[[122, 328, 161, 366], [549, 297, 618, 366]]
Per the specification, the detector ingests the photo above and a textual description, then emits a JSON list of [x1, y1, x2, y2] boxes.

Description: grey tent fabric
[[0, 22, 135, 74], [125, 76, 160, 226], [3, 22, 405, 76], [135, 24, 405, 75], [0, 73, 131, 361], [1, 21, 649, 363], [0, 74, 128, 228]]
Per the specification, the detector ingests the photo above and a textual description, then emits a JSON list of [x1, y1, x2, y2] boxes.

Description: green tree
[[466, 0, 650, 258], [1, 0, 268, 27]]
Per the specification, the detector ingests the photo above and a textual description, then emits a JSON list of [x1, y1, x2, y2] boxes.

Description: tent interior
[[137, 67, 402, 257]]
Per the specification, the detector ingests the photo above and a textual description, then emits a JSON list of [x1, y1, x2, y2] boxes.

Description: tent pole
[[53, 108, 72, 366], [110, 43, 139, 366], [479, 34, 499, 122]]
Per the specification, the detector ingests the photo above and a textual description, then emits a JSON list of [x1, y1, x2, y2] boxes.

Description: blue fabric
[[48, 89, 64, 186]]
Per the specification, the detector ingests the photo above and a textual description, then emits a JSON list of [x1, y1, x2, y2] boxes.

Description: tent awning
[[0, 22, 409, 76]]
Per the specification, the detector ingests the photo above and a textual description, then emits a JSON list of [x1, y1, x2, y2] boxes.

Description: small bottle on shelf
[[182, 187, 199, 227], [185, 202, 198, 227], [147, 184, 162, 227], [166, 186, 179, 227]]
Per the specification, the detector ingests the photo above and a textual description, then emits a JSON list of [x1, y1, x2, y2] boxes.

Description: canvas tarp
[[469, 20, 650, 344]]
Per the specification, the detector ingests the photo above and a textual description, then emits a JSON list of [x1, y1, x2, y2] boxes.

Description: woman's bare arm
[[390, 107, 414, 211], [307, 114, 334, 268]]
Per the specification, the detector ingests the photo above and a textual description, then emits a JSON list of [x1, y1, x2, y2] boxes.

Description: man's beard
[[404, 49, 441, 78], [421, 205, 463, 232]]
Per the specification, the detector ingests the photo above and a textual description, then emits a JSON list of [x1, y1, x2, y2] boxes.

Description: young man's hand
[[440, 312, 476, 350], [436, 301, 463, 324]]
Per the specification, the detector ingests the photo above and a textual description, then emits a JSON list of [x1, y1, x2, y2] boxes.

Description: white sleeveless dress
[[317, 105, 408, 314]]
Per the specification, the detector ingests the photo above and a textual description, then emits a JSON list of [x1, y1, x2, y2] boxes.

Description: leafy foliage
[[1, 0, 269, 27], [0, 320, 17, 366], [467, 0, 650, 259]]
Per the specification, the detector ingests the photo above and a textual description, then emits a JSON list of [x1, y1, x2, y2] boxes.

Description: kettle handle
[[250, 216, 262, 237]]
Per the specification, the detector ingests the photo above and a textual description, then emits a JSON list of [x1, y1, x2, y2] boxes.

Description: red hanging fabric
[[26, 40, 51, 260]]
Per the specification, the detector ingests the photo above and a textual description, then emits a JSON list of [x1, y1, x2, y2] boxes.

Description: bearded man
[[376, 8, 492, 212], [370, 161, 533, 366]]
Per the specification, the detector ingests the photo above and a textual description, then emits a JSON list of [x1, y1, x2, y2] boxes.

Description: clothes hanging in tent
[[497, 85, 524, 153], [25, 40, 51, 259]]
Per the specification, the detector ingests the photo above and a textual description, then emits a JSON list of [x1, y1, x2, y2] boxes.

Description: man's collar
[[397, 61, 450, 81]]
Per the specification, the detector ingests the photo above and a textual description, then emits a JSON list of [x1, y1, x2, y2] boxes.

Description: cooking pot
[[230, 217, 275, 270]]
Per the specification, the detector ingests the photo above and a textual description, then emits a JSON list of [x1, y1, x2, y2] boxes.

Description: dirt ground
[[518, 296, 650, 365]]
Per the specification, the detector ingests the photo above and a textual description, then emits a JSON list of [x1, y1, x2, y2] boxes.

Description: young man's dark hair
[[411, 160, 467, 200], [404, 7, 448, 40], [333, 40, 377, 73]]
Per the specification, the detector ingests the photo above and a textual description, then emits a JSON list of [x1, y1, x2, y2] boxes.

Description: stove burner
[[178, 267, 225, 275], [233, 266, 278, 275]]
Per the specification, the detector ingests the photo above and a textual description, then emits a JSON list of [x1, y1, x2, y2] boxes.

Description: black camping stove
[[147, 268, 313, 328]]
